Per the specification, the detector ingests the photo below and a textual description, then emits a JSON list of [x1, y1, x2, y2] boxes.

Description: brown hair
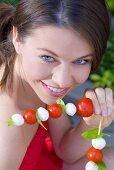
[[0, 0, 110, 91]]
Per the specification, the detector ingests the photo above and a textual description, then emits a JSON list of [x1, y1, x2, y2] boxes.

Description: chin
[[34, 85, 67, 105], [38, 94, 64, 105], [42, 97, 58, 105]]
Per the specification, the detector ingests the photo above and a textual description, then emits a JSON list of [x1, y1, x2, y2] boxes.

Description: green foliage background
[[90, 24, 114, 90], [0, 0, 17, 6], [107, 0, 114, 15], [90, 3, 114, 91], [0, 0, 114, 90]]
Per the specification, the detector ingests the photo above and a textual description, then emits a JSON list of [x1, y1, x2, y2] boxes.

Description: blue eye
[[73, 59, 91, 65], [40, 55, 56, 63]]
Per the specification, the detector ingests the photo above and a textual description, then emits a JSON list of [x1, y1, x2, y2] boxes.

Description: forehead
[[25, 26, 93, 58]]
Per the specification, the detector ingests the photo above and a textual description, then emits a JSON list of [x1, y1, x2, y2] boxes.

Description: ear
[[12, 26, 21, 55]]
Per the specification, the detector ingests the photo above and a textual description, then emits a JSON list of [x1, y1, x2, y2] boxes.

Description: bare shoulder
[[0, 109, 38, 170], [0, 93, 39, 170]]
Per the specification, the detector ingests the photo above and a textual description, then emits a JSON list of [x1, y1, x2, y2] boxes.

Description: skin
[[0, 26, 114, 170], [13, 26, 93, 105]]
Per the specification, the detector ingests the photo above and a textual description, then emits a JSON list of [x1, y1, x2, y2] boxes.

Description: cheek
[[24, 62, 51, 80], [73, 67, 91, 85], [21, 57, 51, 81]]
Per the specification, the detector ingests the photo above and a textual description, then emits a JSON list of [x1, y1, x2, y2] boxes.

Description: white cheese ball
[[92, 137, 106, 150], [12, 114, 24, 126], [65, 103, 76, 116], [37, 107, 49, 121], [85, 161, 98, 170]]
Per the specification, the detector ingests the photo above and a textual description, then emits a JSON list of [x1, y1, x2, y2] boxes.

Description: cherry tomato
[[47, 104, 62, 118], [86, 147, 103, 163], [23, 109, 37, 124], [76, 97, 94, 117]]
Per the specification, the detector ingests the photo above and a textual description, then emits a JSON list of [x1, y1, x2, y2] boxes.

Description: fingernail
[[102, 108, 108, 116]]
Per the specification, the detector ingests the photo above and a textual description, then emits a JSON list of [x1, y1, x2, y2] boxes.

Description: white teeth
[[47, 86, 65, 93]]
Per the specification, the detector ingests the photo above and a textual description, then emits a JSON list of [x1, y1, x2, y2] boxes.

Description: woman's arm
[[62, 147, 114, 170], [49, 116, 93, 163], [48, 88, 114, 163]]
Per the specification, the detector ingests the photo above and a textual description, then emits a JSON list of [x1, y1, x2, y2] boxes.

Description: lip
[[41, 82, 69, 97]]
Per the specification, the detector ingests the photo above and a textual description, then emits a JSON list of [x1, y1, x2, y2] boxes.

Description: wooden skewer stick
[[98, 116, 103, 136]]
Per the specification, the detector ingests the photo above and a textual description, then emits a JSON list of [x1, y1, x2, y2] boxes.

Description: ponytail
[[0, 3, 15, 42], [0, 3, 16, 91]]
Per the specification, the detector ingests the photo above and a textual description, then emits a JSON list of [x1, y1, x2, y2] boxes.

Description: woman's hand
[[83, 88, 114, 128]]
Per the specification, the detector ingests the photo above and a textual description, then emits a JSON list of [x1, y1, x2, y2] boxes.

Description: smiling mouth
[[46, 85, 65, 93], [41, 81, 69, 97]]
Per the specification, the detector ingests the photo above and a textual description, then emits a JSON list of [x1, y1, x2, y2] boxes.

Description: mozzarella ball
[[12, 114, 24, 126], [85, 161, 98, 170], [92, 138, 106, 150], [37, 107, 49, 121], [65, 103, 76, 116]]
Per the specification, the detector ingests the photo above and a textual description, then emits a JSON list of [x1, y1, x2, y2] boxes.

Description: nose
[[52, 64, 73, 88]]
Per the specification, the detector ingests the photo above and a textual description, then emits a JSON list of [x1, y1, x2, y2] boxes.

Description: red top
[[19, 122, 63, 170]]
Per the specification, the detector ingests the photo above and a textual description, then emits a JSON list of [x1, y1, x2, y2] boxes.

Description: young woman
[[0, 0, 114, 170]]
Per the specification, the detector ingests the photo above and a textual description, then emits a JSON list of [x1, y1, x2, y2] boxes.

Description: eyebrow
[[37, 48, 58, 57], [37, 48, 93, 59]]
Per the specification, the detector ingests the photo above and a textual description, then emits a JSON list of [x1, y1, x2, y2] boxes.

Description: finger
[[85, 89, 101, 115], [95, 88, 108, 116], [105, 88, 113, 115]]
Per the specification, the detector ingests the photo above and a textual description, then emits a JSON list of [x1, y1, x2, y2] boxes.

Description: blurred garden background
[[0, 0, 114, 92], [90, 0, 114, 92]]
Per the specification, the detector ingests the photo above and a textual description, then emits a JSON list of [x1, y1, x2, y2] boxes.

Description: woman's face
[[13, 26, 93, 104]]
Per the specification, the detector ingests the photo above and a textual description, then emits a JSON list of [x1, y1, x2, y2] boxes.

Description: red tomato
[[76, 97, 94, 117], [86, 147, 103, 163], [23, 109, 37, 124], [47, 104, 62, 118]]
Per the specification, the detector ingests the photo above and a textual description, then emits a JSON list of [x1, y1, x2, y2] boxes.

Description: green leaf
[[103, 133, 110, 137], [90, 74, 101, 81], [36, 111, 47, 130], [81, 128, 103, 140], [97, 161, 107, 170], [57, 98, 66, 112], [8, 117, 14, 126]]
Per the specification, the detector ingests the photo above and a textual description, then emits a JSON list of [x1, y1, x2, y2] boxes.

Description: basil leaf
[[36, 111, 47, 130], [97, 161, 107, 170], [8, 117, 14, 126], [103, 133, 110, 137], [57, 98, 66, 112], [81, 128, 103, 140]]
